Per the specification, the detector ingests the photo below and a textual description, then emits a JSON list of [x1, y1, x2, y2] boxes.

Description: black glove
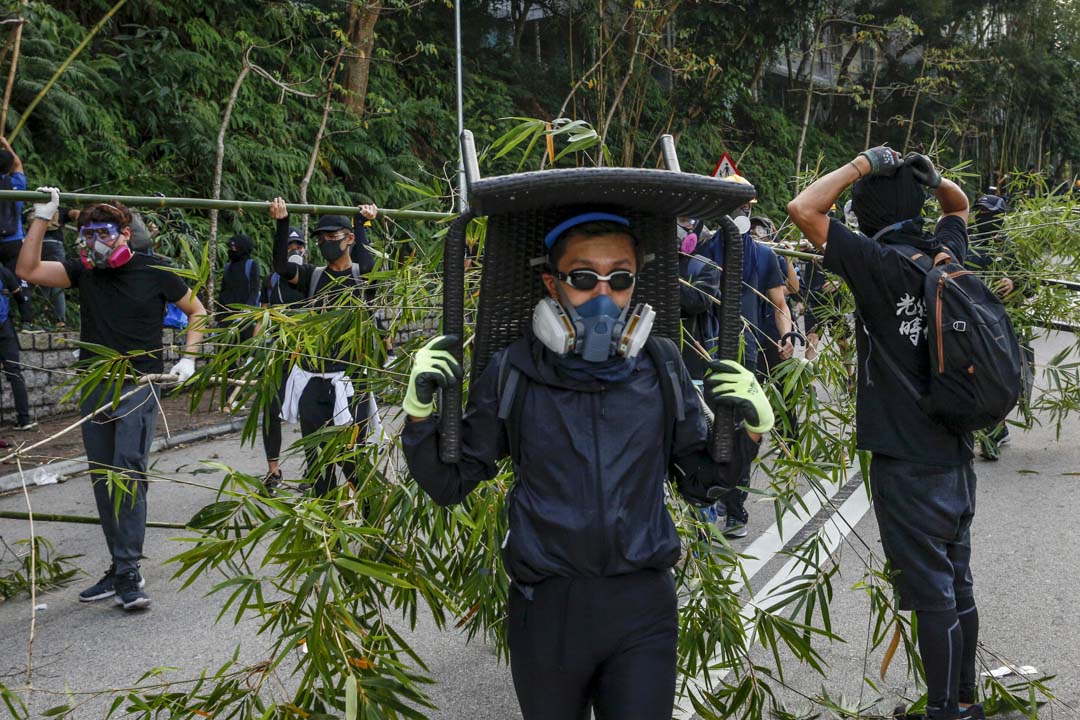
[[859, 146, 902, 178], [672, 451, 735, 508], [904, 152, 942, 188]]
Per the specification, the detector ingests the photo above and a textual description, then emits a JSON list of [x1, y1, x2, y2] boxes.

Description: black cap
[[312, 215, 352, 234], [287, 226, 305, 245], [975, 195, 1006, 214]]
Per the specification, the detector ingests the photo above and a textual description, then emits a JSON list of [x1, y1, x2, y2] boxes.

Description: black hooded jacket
[[402, 333, 759, 585]]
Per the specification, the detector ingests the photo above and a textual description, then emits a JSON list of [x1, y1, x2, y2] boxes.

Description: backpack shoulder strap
[[884, 243, 942, 275], [350, 262, 361, 285], [308, 265, 326, 299], [495, 353, 527, 465], [644, 336, 686, 463]]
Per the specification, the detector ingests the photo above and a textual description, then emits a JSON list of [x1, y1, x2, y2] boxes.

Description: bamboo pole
[[0, 11, 25, 133], [0, 510, 188, 530], [0, 190, 452, 221], [8, 0, 129, 142]]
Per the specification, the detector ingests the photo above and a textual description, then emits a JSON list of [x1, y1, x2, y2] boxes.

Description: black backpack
[[871, 245, 1023, 433], [0, 175, 18, 238]]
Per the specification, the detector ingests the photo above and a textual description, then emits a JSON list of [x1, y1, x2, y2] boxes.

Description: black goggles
[[556, 269, 636, 291]]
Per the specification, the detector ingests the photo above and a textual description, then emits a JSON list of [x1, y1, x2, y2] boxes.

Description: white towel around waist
[[280, 366, 355, 426]]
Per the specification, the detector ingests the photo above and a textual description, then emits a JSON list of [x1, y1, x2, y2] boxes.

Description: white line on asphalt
[[734, 476, 845, 591], [673, 475, 874, 719]]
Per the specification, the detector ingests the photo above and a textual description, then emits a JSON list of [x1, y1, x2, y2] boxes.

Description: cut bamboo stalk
[[0, 11, 24, 132], [0, 510, 188, 530], [0, 190, 451, 221]]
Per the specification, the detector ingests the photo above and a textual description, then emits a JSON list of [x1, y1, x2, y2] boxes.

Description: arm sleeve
[[400, 358, 508, 507], [273, 218, 299, 280], [61, 257, 84, 287], [158, 267, 191, 304], [934, 215, 969, 264], [351, 216, 375, 275], [679, 259, 721, 316], [822, 219, 884, 288], [667, 359, 761, 506], [759, 246, 784, 290]]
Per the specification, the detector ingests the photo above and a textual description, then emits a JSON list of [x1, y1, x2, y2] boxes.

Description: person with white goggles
[[16, 188, 206, 611]]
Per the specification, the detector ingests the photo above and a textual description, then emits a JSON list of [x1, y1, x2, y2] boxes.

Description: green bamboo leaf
[[345, 674, 358, 720]]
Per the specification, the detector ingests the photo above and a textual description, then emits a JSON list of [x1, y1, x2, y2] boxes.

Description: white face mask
[[733, 215, 752, 235]]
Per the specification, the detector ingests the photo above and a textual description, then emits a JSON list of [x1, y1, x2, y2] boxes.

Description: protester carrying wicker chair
[[400, 133, 775, 719]]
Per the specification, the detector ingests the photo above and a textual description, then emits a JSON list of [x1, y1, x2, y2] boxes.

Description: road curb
[[0, 417, 247, 494]]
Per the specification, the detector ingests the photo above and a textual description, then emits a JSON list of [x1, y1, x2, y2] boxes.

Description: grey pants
[[80, 383, 159, 574]]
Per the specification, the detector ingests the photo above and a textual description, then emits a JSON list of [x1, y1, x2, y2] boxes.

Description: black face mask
[[227, 248, 245, 262], [318, 239, 346, 262]]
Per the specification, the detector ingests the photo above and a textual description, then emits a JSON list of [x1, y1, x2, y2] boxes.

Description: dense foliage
[[1, 1, 1078, 718]]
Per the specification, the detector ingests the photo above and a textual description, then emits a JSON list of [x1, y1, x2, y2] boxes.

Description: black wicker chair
[[440, 131, 756, 462]]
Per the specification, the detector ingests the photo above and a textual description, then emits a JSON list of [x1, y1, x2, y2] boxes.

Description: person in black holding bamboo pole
[[267, 197, 378, 495], [17, 187, 207, 611]]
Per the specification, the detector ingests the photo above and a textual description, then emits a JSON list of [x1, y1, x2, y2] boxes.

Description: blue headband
[[544, 212, 631, 249]]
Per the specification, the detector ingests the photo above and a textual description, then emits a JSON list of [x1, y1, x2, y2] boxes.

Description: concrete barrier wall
[[0, 317, 439, 423], [0, 331, 185, 424]]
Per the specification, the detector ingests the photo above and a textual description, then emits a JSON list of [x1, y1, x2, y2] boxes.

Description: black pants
[[81, 383, 158, 574], [0, 241, 33, 324], [297, 377, 369, 496], [507, 568, 678, 720], [261, 376, 288, 464], [0, 326, 30, 424]]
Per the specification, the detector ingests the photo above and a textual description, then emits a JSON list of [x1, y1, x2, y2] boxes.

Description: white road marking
[[673, 475, 874, 719]]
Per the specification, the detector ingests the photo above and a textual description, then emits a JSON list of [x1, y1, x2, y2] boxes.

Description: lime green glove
[[705, 359, 775, 434], [404, 336, 463, 419]]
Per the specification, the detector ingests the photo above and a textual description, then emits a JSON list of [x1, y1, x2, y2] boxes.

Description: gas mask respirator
[[533, 291, 655, 362], [78, 223, 133, 270]]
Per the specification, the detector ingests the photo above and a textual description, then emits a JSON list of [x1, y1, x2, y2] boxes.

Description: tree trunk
[[343, 0, 381, 115], [863, 55, 879, 150], [902, 55, 928, 154], [794, 21, 824, 190], [299, 49, 345, 238], [207, 55, 252, 315], [512, 1, 534, 61]]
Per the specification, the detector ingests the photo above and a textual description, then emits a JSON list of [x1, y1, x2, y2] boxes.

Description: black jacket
[[402, 334, 759, 585]]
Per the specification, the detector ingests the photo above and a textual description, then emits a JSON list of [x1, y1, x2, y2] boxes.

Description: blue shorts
[[869, 454, 976, 612]]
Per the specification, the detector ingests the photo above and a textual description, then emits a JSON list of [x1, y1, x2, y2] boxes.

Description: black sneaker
[[79, 565, 117, 602], [13, 420, 38, 431], [264, 470, 284, 492], [113, 569, 151, 610], [723, 515, 748, 539]]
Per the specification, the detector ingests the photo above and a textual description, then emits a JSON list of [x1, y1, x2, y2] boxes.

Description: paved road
[[1, 332, 1077, 719]]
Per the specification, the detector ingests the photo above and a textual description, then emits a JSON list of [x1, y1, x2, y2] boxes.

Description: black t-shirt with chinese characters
[[823, 216, 974, 465], [63, 253, 190, 375]]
